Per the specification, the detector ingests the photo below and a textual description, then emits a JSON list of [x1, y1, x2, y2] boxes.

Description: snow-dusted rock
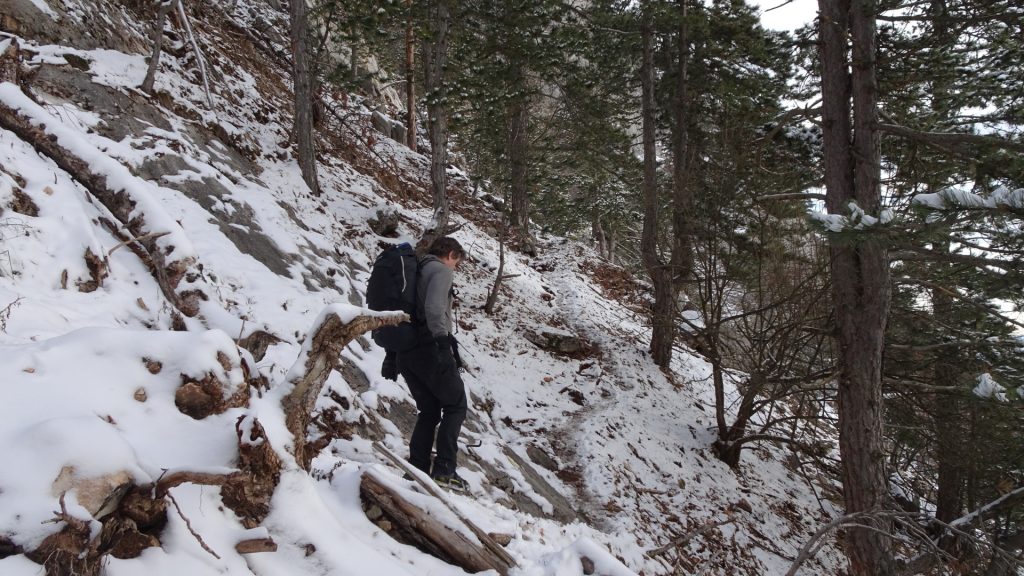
[[51, 466, 133, 519], [524, 325, 588, 355]]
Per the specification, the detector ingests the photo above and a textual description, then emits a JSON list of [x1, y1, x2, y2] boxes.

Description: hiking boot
[[431, 472, 469, 492]]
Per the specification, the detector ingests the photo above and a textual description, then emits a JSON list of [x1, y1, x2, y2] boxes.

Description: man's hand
[[451, 335, 465, 371], [434, 335, 456, 372], [381, 350, 398, 381]]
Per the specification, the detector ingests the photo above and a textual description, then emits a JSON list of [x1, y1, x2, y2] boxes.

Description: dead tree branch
[[361, 470, 505, 573], [878, 123, 1024, 153], [372, 442, 518, 574], [282, 310, 407, 468], [176, 1, 214, 107]]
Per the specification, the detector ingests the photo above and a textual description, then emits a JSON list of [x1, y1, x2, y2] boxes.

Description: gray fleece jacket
[[417, 255, 453, 339]]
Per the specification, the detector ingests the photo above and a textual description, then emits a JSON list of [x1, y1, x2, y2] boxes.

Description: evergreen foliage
[[310, 0, 1024, 568]]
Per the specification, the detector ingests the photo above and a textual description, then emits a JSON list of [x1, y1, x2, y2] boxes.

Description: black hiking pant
[[397, 342, 467, 477]]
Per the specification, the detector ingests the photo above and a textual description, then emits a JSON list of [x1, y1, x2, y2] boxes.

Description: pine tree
[[446, 0, 577, 255], [816, 0, 895, 570], [291, 0, 320, 196]]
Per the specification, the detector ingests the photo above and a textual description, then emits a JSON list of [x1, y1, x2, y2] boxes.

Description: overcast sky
[[752, 0, 818, 31]]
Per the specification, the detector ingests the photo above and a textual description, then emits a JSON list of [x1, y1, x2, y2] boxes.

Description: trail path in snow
[[541, 249, 651, 531]]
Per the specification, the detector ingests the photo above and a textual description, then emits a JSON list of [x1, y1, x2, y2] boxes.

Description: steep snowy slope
[[0, 1, 845, 574]]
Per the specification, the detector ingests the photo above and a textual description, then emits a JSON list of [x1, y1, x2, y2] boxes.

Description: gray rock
[[371, 110, 407, 144], [501, 446, 578, 523], [51, 466, 133, 519], [524, 327, 586, 355], [368, 208, 400, 237]]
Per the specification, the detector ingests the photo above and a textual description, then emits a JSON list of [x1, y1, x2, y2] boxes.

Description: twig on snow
[[0, 296, 22, 332], [647, 514, 737, 557], [108, 230, 171, 256], [168, 491, 221, 560]]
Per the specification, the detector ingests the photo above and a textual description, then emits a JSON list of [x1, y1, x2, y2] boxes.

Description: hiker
[[397, 236, 468, 489]]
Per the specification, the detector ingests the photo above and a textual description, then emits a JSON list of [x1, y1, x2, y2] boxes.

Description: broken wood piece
[[235, 537, 277, 554]]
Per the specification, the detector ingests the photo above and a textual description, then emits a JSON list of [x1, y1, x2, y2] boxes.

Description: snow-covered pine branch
[[808, 200, 896, 233], [912, 186, 1024, 213]]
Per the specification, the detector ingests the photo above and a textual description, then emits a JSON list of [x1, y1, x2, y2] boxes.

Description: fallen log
[[360, 469, 508, 574], [281, 306, 407, 469], [373, 441, 517, 575], [0, 83, 207, 317]]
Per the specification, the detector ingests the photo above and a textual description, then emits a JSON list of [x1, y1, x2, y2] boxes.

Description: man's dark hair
[[427, 236, 465, 259]]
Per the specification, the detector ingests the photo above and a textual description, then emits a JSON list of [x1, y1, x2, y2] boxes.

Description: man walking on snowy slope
[[398, 236, 468, 490]]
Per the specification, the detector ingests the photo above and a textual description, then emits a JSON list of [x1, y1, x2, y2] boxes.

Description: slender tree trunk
[[592, 211, 607, 259], [818, 0, 894, 573], [422, 0, 450, 244], [933, 364, 963, 527], [928, 0, 964, 539], [405, 0, 417, 153], [290, 0, 320, 196], [932, 243, 963, 528], [670, 0, 693, 291], [712, 343, 728, 434], [508, 64, 534, 255], [142, 0, 176, 94], [484, 217, 507, 315], [639, 2, 674, 369]]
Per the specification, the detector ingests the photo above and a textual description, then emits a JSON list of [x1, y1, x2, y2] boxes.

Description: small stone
[[51, 466, 132, 519], [143, 358, 162, 374], [134, 387, 147, 402], [62, 53, 91, 71], [580, 555, 596, 575]]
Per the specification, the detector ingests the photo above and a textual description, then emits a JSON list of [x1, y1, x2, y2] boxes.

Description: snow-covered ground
[[0, 0, 845, 574]]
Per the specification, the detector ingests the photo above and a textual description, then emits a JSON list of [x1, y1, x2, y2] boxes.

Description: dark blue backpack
[[366, 243, 420, 351]]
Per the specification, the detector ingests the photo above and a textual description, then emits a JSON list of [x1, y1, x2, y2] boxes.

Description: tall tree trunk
[[670, 0, 693, 291], [141, 0, 176, 95], [508, 62, 534, 255], [928, 0, 963, 537], [290, 0, 320, 196], [422, 0, 450, 244], [818, 0, 894, 573], [639, 2, 674, 369], [932, 241, 963, 529], [405, 0, 417, 153]]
